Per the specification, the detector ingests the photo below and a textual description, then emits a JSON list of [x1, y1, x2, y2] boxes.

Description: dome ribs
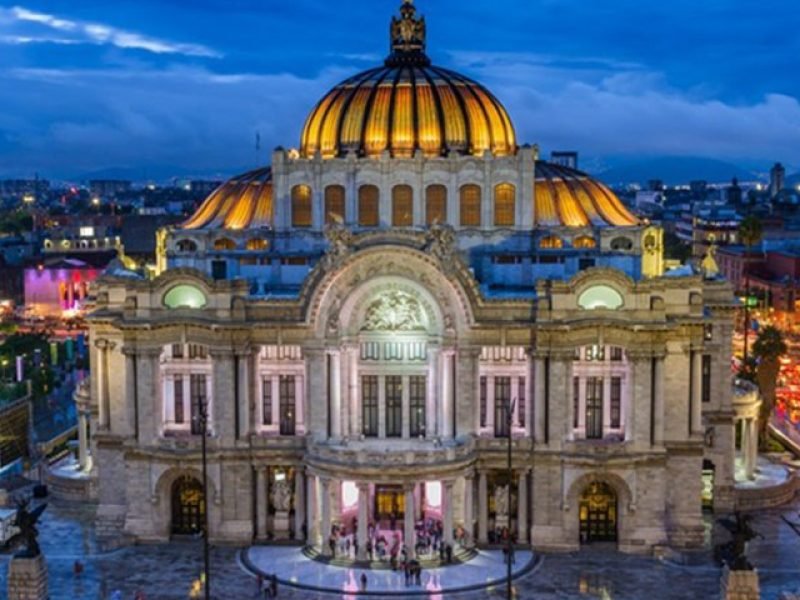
[[418, 68, 448, 157], [358, 68, 393, 157]]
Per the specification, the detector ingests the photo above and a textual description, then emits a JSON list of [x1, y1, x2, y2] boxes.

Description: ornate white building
[[88, 1, 738, 556]]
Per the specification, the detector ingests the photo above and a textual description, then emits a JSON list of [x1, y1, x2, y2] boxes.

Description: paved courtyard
[[0, 494, 798, 599]]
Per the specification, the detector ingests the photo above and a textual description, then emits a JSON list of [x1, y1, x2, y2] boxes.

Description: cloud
[[0, 5, 220, 57], [448, 51, 800, 168]]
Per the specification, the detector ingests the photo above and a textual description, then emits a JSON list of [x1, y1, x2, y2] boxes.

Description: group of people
[[256, 573, 279, 598]]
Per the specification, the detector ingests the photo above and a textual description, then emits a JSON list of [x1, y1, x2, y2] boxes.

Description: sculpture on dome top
[[390, 0, 426, 54]]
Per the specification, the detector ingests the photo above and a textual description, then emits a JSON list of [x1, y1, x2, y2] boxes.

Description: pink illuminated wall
[[24, 265, 99, 317]]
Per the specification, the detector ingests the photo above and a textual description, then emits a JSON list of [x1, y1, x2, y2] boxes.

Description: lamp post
[[506, 397, 516, 600], [194, 399, 211, 600]]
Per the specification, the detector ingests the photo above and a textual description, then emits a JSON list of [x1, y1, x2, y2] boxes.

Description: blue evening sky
[[0, 0, 798, 179]]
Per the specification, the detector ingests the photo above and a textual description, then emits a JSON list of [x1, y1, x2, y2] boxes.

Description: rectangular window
[[189, 374, 207, 435], [171, 343, 184, 359], [585, 377, 604, 440], [610, 347, 623, 362], [262, 377, 273, 426], [385, 376, 403, 438], [279, 375, 296, 436], [702, 355, 712, 403], [409, 376, 426, 437], [573, 377, 580, 429], [610, 377, 622, 429], [494, 377, 511, 438], [479, 376, 487, 428], [518, 377, 526, 428], [362, 376, 379, 437], [188, 344, 207, 360], [211, 260, 227, 280], [174, 375, 184, 424]]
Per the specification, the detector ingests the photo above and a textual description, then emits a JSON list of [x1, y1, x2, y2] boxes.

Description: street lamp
[[193, 399, 211, 600]]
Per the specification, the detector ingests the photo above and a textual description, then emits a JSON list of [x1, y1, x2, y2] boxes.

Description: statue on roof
[[701, 238, 720, 279], [390, 0, 426, 53]]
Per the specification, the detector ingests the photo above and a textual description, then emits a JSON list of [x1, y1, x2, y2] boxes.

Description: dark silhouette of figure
[[7, 498, 47, 558], [715, 512, 763, 571]]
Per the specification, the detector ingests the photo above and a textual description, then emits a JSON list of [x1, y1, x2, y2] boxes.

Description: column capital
[[233, 346, 254, 358], [403, 482, 417, 493], [94, 338, 117, 351], [209, 347, 235, 359]]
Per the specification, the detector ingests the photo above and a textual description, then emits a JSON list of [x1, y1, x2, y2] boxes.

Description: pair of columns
[[255, 467, 305, 541], [475, 470, 529, 545]]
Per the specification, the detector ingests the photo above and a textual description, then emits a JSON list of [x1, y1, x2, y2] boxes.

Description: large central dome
[[300, 1, 516, 160]]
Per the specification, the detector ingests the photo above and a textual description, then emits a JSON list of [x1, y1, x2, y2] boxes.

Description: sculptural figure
[[494, 485, 510, 518], [271, 480, 292, 513], [7, 498, 47, 558]]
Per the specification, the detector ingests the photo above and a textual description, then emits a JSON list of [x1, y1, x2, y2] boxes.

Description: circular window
[[163, 285, 207, 309], [578, 285, 624, 310]]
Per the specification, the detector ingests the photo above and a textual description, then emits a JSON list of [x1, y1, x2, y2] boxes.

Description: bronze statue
[[6, 497, 47, 558], [715, 512, 763, 571]]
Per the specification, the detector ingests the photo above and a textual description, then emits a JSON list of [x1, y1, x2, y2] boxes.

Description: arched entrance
[[579, 481, 617, 544], [171, 475, 205, 535]]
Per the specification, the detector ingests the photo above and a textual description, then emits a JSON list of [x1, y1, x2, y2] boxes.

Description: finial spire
[[386, 0, 429, 66]]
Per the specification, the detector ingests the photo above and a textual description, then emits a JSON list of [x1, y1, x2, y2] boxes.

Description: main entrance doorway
[[171, 475, 205, 535], [374, 485, 405, 523], [579, 481, 617, 544]]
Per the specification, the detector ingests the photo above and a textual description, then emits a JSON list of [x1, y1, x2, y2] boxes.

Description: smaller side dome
[[183, 167, 273, 230], [534, 161, 639, 228]]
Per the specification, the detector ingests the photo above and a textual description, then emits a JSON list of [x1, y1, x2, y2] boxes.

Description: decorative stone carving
[[494, 485, 509, 518], [424, 223, 457, 267], [271, 479, 292, 513], [362, 291, 425, 332], [322, 223, 354, 270]]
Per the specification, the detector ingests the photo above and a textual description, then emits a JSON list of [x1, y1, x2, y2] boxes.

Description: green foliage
[[738, 215, 763, 250], [752, 326, 787, 362]]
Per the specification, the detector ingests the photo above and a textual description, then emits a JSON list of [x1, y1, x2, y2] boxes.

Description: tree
[[738, 215, 763, 362], [752, 325, 787, 450]]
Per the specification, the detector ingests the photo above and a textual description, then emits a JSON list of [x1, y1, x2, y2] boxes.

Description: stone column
[[443, 480, 454, 548], [517, 470, 528, 543], [525, 352, 534, 437], [348, 346, 359, 436], [236, 349, 251, 439], [463, 474, 474, 541], [691, 351, 703, 434], [745, 418, 758, 480], [123, 348, 137, 438], [294, 470, 305, 541], [478, 471, 488, 545], [357, 483, 369, 560], [329, 350, 342, 439], [256, 467, 268, 541], [320, 478, 332, 556], [533, 356, 546, 443], [440, 350, 453, 438], [306, 473, 317, 547], [404, 484, 416, 559], [427, 346, 440, 438], [94, 340, 110, 430], [78, 409, 89, 470], [653, 355, 665, 445]]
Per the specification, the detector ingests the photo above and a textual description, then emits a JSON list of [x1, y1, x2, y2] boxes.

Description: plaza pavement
[[0, 494, 798, 599]]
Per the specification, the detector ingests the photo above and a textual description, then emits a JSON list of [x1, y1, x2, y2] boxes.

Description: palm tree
[[738, 215, 763, 362], [752, 325, 787, 449]]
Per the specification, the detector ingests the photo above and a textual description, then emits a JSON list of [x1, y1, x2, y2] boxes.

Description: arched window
[[494, 183, 516, 227], [213, 238, 236, 251], [426, 185, 447, 225], [392, 185, 413, 227], [539, 235, 563, 249], [574, 236, 597, 249], [325, 185, 346, 225], [459, 184, 482, 227], [246, 238, 268, 251], [176, 239, 198, 253], [358, 185, 380, 227], [291, 184, 312, 228]]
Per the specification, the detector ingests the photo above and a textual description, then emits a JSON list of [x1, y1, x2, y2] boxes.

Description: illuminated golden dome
[[534, 162, 639, 228], [300, 1, 516, 160], [182, 167, 272, 230]]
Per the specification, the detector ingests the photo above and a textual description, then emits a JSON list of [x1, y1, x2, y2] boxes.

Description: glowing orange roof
[[182, 167, 272, 230], [300, 1, 516, 160], [534, 162, 639, 228]]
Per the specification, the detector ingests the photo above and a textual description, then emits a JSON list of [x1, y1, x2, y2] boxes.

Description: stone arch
[[566, 470, 633, 545], [305, 247, 476, 339], [153, 467, 219, 540]]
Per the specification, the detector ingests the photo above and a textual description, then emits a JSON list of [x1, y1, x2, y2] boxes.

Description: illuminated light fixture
[[425, 481, 442, 509], [341, 481, 358, 510], [163, 284, 208, 309], [91, 197, 100, 206], [22, 194, 34, 203], [578, 285, 624, 311]]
